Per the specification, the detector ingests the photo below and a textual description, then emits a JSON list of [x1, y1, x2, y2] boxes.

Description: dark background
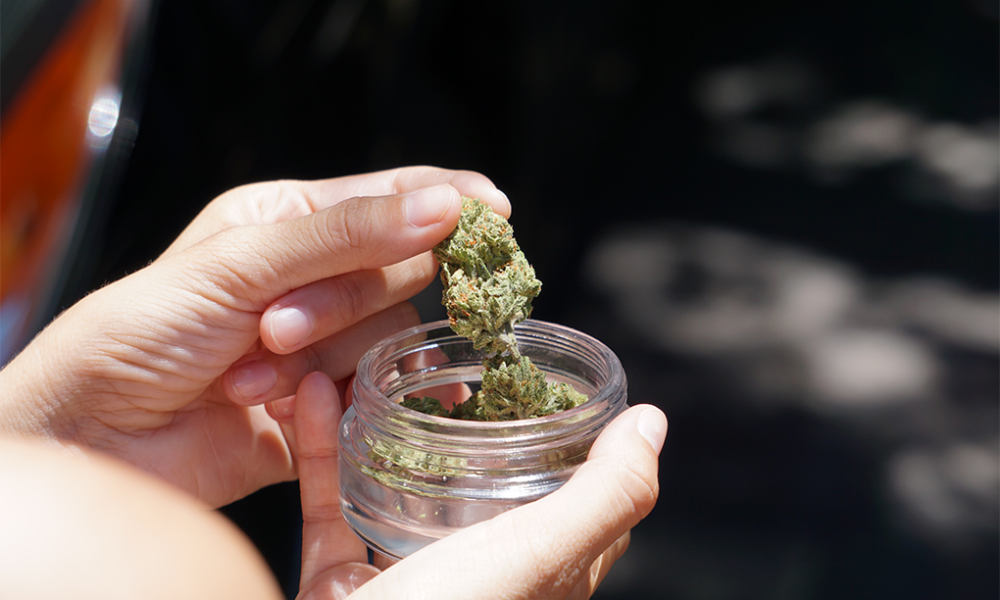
[[55, 0, 1000, 598]]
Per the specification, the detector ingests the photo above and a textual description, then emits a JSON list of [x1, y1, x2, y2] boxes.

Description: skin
[[0, 166, 510, 508], [0, 166, 667, 598], [0, 437, 283, 600], [0, 373, 665, 600], [288, 372, 667, 600]]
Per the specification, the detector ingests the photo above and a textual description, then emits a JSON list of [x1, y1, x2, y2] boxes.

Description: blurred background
[[2, 0, 997, 598]]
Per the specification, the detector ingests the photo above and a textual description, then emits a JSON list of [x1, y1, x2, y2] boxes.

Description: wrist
[[0, 350, 62, 439], [0, 304, 100, 443]]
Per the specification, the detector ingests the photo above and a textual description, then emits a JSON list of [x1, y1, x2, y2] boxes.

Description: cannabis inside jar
[[401, 196, 589, 421], [339, 320, 628, 560]]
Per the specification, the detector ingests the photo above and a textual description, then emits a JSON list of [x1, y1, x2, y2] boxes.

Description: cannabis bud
[[433, 197, 541, 357], [401, 197, 587, 420]]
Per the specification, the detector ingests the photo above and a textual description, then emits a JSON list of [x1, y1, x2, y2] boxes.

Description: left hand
[[0, 166, 510, 508]]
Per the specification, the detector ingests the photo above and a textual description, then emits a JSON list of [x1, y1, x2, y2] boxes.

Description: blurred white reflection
[[585, 233, 675, 291], [87, 87, 121, 150], [887, 278, 1000, 353], [585, 221, 999, 544], [889, 442, 999, 540], [803, 330, 937, 406], [696, 59, 1000, 210], [588, 224, 862, 357], [695, 56, 818, 120], [917, 122, 1000, 208], [584, 223, 999, 406], [807, 101, 920, 169]]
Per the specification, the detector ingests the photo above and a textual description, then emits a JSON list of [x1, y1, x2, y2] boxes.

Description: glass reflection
[[87, 87, 121, 148]]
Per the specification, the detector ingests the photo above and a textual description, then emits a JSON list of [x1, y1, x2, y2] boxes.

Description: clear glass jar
[[339, 319, 628, 560]]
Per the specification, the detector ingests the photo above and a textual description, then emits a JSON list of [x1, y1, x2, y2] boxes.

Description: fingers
[[225, 302, 421, 405], [297, 166, 511, 219], [565, 533, 630, 600], [349, 404, 667, 600], [266, 396, 298, 462], [296, 562, 380, 600], [536, 405, 665, 566], [259, 254, 436, 355], [163, 166, 509, 259], [165, 183, 462, 316], [292, 373, 371, 586], [162, 180, 321, 257]]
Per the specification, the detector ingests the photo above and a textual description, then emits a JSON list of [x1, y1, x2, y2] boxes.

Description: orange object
[[0, 0, 132, 351]]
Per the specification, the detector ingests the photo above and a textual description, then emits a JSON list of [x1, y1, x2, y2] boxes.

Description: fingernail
[[268, 396, 295, 420], [230, 360, 277, 399], [270, 306, 313, 351], [636, 407, 667, 455], [405, 185, 455, 227], [327, 563, 380, 600], [495, 189, 511, 213]]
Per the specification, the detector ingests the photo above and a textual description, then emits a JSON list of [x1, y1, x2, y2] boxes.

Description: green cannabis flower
[[433, 197, 541, 357], [397, 395, 451, 418], [401, 197, 588, 421]]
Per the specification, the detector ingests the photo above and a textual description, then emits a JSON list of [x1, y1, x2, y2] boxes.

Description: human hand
[[0, 167, 510, 508], [287, 372, 666, 600]]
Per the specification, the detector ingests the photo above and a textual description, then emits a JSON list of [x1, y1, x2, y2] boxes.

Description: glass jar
[[339, 319, 628, 560]]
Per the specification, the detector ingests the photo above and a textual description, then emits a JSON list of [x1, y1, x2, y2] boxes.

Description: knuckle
[[327, 273, 370, 328], [301, 487, 343, 522], [267, 180, 313, 220], [328, 199, 372, 258], [611, 455, 660, 519], [198, 227, 276, 306], [298, 443, 339, 462], [300, 343, 326, 381]]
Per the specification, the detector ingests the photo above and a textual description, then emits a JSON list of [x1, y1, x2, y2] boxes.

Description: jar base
[[341, 498, 438, 560]]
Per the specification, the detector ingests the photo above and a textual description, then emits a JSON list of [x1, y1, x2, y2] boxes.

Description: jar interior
[[340, 320, 627, 560]]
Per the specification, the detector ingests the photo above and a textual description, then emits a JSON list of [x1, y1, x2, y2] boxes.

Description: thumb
[[296, 563, 379, 600], [349, 404, 666, 600], [169, 184, 462, 311]]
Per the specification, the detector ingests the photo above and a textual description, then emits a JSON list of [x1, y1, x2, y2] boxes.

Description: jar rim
[[352, 319, 626, 437]]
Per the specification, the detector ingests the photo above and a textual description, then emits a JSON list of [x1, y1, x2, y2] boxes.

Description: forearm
[[0, 296, 109, 442], [0, 336, 65, 439]]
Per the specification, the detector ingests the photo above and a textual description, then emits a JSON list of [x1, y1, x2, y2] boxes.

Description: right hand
[[287, 371, 666, 600]]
